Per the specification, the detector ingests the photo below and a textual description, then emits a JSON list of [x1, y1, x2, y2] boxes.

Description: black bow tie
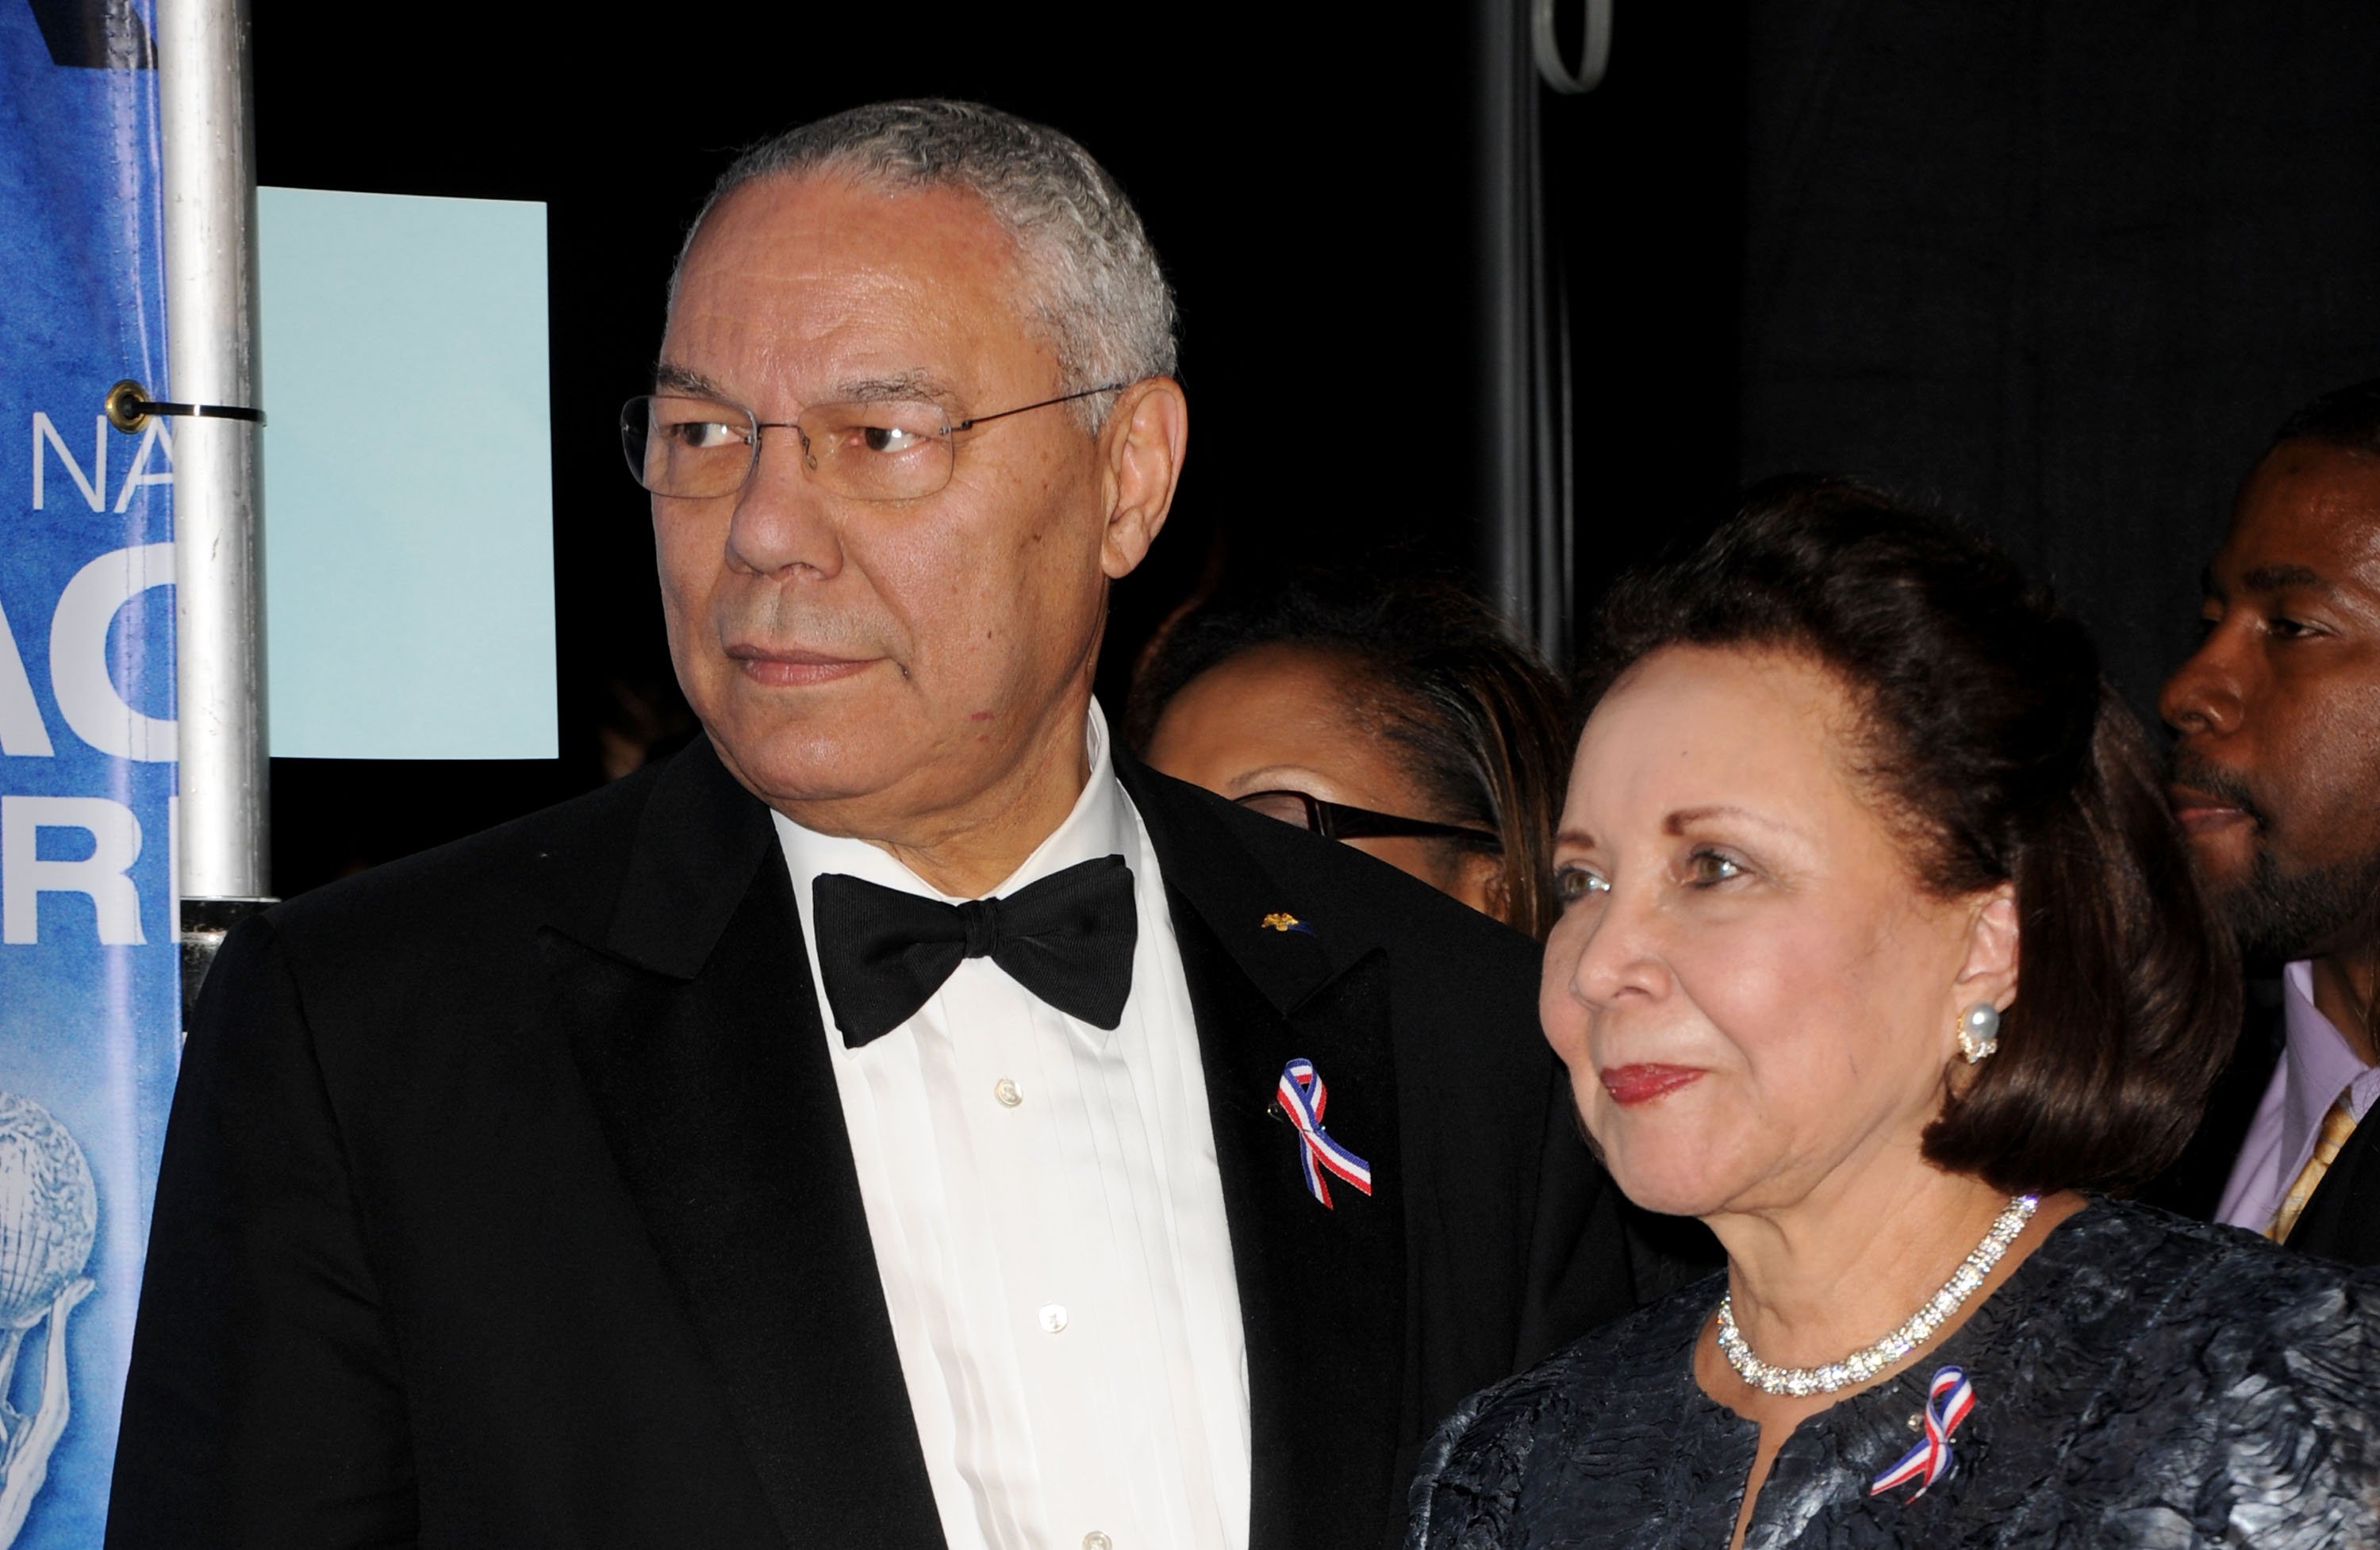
[[812, 856, 1138, 1047]]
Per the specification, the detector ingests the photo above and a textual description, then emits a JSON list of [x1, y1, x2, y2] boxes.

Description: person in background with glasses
[[109, 101, 1647, 1550], [1128, 570, 1572, 938]]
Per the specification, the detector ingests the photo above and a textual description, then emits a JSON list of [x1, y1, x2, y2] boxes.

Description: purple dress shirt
[[2215, 960, 2380, 1233]]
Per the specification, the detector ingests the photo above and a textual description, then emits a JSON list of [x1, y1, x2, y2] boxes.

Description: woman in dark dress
[[1407, 481, 2380, 1549]]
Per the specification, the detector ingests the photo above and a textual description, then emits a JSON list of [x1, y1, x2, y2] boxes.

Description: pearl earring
[[1958, 1002, 2002, 1065]]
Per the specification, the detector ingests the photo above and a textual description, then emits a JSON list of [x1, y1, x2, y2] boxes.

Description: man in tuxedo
[[106, 101, 1639, 1549], [2156, 377, 2380, 1266]]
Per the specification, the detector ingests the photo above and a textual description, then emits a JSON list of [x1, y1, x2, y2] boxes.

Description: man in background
[[106, 101, 1639, 1549], [2158, 378, 2380, 1265]]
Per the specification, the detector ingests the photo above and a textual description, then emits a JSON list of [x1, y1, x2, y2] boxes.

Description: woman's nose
[[1557, 884, 1667, 1011]]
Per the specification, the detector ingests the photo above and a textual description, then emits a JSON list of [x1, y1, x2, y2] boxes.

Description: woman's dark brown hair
[[1580, 478, 2241, 1195], [1125, 568, 1572, 938]]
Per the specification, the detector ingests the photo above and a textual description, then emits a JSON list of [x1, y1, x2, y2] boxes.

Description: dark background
[[253, 1, 2380, 899]]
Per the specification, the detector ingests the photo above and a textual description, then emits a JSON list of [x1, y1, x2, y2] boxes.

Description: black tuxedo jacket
[[2151, 978, 2380, 1268], [108, 740, 1642, 1549]]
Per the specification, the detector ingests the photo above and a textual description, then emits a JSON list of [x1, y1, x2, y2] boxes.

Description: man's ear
[[1953, 882, 2021, 1015], [1096, 378, 1189, 581]]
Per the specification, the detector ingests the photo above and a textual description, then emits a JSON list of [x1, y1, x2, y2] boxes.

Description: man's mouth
[[725, 643, 881, 688], [2166, 752, 2264, 839], [2166, 783, 2257, 836]]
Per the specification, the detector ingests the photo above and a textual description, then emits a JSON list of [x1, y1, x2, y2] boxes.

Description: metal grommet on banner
[[104, 378, 266, 433], [102, 379, 150, 432]]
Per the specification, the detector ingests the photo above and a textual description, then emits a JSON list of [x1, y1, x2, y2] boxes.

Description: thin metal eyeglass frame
[[621, 381, 1128, 501], [1234, 789, 1503, 851]]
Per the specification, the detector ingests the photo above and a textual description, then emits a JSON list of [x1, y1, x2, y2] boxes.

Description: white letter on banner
[[2, 796, 146, 945], [0, 595, 55, 758], [113, 419, 173, 512], [48, 543, 175, 762], [30, 414, 106, 513]]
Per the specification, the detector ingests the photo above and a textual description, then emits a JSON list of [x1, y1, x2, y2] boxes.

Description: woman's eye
[[1553, 865, 1610, 905], [1685, 849, 1745, 887]]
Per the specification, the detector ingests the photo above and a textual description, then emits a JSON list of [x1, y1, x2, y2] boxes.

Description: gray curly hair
[[673, 99, 1178, 428]]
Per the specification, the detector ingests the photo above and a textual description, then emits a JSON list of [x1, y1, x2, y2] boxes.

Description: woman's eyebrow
[[1663, 804, 1810, 841]]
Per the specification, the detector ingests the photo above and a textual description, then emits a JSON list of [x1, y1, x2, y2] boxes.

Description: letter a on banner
[[0, 4, 181, 1545]]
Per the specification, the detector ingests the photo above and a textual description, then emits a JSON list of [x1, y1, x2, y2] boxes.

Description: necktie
[[812, 856, 1138, 1047], [2267, 1093, 2360, 1244]]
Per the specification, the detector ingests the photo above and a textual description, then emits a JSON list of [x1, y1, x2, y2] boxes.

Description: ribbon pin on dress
[[1274, 1057, 1372, 1208], [1869, 1364, 1976, 1502]]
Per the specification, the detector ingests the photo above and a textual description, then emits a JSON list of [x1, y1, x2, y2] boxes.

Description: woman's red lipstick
[[1600, 1065, 1704, 1106]]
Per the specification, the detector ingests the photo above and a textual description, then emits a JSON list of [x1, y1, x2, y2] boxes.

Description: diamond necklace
[[1714, 1193, 2039, 1397]]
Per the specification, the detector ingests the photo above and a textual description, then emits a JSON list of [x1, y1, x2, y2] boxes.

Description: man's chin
[[701, 722, 906, 813], [2216, 842, 2380, 966], [2182, 829, 2257, 898]]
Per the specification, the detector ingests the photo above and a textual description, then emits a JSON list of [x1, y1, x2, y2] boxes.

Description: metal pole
[[1476, 0, 1533, 651], [158, 0, 271, 1009], [1474, 0, 1583, 670]]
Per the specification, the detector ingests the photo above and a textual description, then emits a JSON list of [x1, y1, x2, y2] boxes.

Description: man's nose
[[725, 432, 844, 579], [2159, 623, 2246, 739]]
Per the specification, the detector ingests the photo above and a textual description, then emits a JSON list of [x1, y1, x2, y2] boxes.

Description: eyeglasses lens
[[621, 397, 747, 499], [1234, 791, 1322, 831], [804, 401, 954, 501], [621, 394, 958, 501]]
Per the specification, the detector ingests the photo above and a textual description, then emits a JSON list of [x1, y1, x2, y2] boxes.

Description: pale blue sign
[[256, 186, 556, 758]]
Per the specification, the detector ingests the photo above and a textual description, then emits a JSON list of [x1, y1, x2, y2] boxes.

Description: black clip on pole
[[104, 378, 267, 432]]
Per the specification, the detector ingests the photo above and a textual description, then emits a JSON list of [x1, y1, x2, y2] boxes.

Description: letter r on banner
[[2, 796, 147, 945]]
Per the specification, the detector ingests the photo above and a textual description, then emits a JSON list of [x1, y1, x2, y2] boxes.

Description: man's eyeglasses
[[620, 383, 1127, 504], [1234, 789, 1502, 851]]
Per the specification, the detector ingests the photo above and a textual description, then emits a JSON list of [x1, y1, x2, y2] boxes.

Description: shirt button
[[1038, 1303, 1069, 1333], [1083, 1534, 1112, 1550], [993, 1076, 1023, 1107]]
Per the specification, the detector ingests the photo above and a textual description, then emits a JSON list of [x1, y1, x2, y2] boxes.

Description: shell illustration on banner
[[0, 1093, 97, 1548]]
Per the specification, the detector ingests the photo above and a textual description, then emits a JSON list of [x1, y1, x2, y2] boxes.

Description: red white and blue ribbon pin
[[1869, 1364, 1975, 1502], [1274, 1057, 1372, 1208]]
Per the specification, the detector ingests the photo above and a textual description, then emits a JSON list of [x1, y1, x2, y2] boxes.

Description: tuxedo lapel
[[1173, 901, 1407, 1549], [545, 742, 946, 1548], [1124, 757, 1410, 1549]]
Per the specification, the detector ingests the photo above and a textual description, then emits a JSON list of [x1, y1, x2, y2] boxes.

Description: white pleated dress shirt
[[771, 705, 1251, 1550]]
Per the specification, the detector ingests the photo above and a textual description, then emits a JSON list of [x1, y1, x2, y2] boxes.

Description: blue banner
[[0, 2, 182, 1544]]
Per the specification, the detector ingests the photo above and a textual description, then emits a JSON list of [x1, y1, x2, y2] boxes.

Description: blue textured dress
[[1407, 1199, 2380, 1548]]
